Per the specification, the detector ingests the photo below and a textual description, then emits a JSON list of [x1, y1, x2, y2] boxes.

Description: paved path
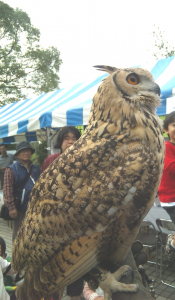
[[0, 218, 12, 257]]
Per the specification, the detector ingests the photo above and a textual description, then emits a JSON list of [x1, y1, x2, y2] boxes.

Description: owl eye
[[126, 73, 139, 85]]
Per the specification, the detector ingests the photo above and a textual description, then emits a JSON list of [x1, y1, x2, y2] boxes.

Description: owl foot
[[99, 265, 139, 300]]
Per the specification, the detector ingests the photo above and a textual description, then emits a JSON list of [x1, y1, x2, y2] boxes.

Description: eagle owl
[[12, 66, 164, 300]]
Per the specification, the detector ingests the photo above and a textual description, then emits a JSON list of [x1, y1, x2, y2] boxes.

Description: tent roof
[[1, 56, 175, 144]]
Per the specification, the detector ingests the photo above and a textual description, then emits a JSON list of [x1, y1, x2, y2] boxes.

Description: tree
[[152, 25, 175, 60], [0, 1, 62, 106], [31, 141, 48, 168]]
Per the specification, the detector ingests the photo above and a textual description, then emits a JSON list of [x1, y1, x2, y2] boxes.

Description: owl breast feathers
[[12, 66, 165, 299]]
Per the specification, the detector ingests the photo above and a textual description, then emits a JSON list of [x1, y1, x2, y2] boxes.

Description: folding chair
[[156, 218, 175, 288], [136, 220, 159, 278]]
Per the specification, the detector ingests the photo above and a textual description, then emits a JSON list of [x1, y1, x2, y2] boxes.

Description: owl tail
[[15, 233, 100, 300]]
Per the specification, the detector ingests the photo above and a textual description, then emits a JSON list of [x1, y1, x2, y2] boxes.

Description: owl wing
[[12, 134, 160, 280]]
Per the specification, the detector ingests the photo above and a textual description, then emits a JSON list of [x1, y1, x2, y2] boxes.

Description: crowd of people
[[1, 111, 175, 299]]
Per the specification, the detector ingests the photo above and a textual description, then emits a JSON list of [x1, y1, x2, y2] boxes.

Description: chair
[[156, 218, 175, 288], [136, 220, 159, 278]]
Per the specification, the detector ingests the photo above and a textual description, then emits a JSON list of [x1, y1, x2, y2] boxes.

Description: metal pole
[[35, 141, 37, 164], [46, 127, 51, 155]]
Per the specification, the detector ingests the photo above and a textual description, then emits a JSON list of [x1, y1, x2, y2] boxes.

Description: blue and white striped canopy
[[1, 56, 175, 144]]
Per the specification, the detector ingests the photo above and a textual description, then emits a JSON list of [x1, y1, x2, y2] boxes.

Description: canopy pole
[[46, 127, 51, 156], [35, 141, 37, 164]]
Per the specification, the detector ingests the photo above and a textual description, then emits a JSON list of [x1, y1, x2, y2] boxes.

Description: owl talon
[[113, 265, 134, 282], [99, 266, 139, 299]]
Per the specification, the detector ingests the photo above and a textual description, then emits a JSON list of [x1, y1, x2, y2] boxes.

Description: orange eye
[[126, 73, 139, 85]]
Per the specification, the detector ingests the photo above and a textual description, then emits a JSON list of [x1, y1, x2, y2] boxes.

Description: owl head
[[91, 65, 161, 123]]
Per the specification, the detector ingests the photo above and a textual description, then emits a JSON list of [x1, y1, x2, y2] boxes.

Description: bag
[[1, 197, 21, 220], [1, 205, 14, 220], [0, 166, 33, 221]]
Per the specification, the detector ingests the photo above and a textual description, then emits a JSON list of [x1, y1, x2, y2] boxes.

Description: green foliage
[[0, 1, 62, 106], [152, 25, 175, 59], [6, 144, 16, 150], [31, 141, 48, 168]]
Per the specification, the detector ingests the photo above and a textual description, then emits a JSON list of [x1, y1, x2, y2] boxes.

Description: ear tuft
[[93, 65, 117, 74]]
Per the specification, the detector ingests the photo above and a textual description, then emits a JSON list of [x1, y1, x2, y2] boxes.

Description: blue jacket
[[9, 161, 40, 211]]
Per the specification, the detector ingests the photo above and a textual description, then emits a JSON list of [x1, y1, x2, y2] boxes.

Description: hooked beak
[[149, 82, 161, 96]]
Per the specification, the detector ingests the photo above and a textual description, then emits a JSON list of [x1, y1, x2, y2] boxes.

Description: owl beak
[[150, 83, 161, 96]]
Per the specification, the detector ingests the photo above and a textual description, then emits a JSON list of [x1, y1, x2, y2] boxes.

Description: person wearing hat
[[3, 141, 40, 242]]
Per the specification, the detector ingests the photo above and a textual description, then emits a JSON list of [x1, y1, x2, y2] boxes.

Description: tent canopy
[[1, 56, 175, 144]]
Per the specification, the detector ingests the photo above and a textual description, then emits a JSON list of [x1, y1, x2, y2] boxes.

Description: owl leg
[[89, 265, 138, 300]]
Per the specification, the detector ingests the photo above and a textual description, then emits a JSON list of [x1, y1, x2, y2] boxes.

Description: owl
[[12, 66, 164, 300]]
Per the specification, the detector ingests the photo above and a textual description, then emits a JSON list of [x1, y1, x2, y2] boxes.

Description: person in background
[[41, 126, 82, 300], [41, 126, 81, 173], [83, 282, 104, 300], [158, 111, 175, 255], [0, 237, 7, 259], [3, 141, 40, 242], [0, 255, 16, 300], [0, 237, 16, 299], [0, 144, 14, 189]]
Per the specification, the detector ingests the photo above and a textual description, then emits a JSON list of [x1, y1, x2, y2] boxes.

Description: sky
[[3, 0, 175, 92]]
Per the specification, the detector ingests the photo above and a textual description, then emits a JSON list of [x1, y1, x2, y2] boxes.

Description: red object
[[158, 141, 175, 203], [40, 153, 61, 173]]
